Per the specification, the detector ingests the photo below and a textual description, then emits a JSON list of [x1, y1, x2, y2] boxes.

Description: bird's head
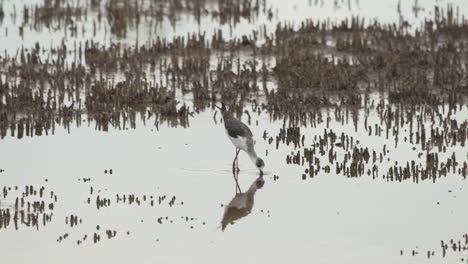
[[214, 103, 227, 113], [256, 158, 265, 172]]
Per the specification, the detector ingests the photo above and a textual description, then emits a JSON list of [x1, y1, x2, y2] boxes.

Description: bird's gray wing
[[227, 121, 253, 138], [223, 111, 253, 138]]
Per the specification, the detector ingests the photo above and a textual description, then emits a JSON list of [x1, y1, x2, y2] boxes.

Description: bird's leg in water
[[232, 149, 242, 193], [236, 182, 242, 193], [232, 148, 240, 173], [233, 170, 242, 194]]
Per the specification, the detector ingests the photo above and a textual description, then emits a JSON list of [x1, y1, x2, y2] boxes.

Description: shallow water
[[1, 0, 468, 263], [1, 106, 467, 263]]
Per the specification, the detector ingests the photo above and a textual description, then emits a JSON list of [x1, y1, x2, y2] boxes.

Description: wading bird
[[215, 103, 265, 173]]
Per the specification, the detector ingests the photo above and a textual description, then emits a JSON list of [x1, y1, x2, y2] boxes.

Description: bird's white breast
[[226, 129, 249, 151]]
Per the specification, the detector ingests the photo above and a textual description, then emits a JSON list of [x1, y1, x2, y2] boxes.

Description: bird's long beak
[[214, 105, 222, 110]]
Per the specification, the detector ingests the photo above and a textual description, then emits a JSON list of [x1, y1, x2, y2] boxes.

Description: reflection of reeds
[[0, 5, 4, 22], [106, 1, 129, 38], [0, 185, 57, 230], [92, 191, 180, 210], [8, 0, 267, 36], [33, 0, 84, 28], [65, 214, 81, 227], [214, 0, 260, 26], [273, 105, 468, 182]]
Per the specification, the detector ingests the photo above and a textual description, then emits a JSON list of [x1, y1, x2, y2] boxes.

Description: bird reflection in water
[[221, 171, 265, 231]]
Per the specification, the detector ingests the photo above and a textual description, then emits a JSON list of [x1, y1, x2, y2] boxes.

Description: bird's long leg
[[231, 148, 242, 193], [235, 149, 241, 190], [235, 148, 241, 172], [232, 148, 240, 173], [232, 148, 238, 173]]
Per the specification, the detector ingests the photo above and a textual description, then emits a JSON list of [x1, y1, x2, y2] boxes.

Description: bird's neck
[[248, 151, 258, 164], [222, 111, 236, 123]]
